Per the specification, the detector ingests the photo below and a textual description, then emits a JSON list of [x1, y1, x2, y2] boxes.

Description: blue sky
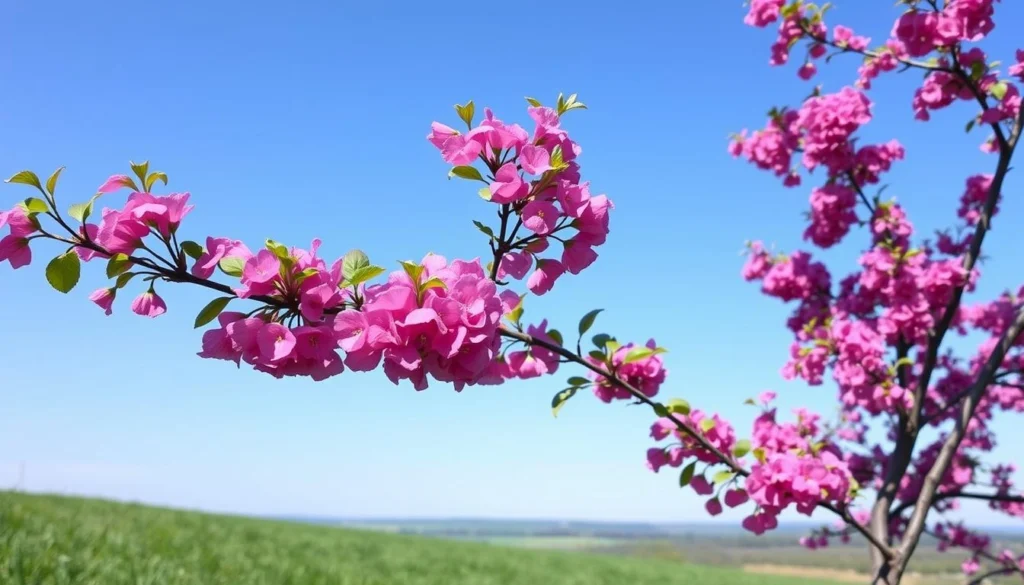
[[1, 0, 1022, 528]]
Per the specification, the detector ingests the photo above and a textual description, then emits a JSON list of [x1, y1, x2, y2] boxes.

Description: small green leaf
[[679, 461, 696, 487], [145, 172, 168, 192], [551, 387, 578, 417], [454, 101, 475, 128], [420, 276, 447, 293], [506, 295, 526, 324], [194, 296, 233, 329], [700, 418, 717, 433], [567, 376, 589, 387], [180, 241, 204, 260], [448, 166, 485, 182], [265, 239, 290, 260], [743, 398, 757, 406], [732, 439, 752, 459], [46, 252, 81, 294], [478, 187, 492, 201], [653, 403, 669, 417], [46, 167, 65, 196], [525, 97, 542, 107], [115, 272, 137, 289], [667, 398, 691, 415], [752, 448, 767, 464], [294, 267, 321, 287], [106, 253, 132, 278], [343, 265, 386, 288], [989, 80, 1009, 101], [622, 346, 667, 364], [472, 220, 495, 239], [578, 309, 603, 336], [68, 194, 99, 223], [22, 197, 50, 215], [219, 256, 245, 278], [713, 470, 736, 485], [605, 339, 621, 354], [6, 170, 45, 194], [588, 349, 607, 361], [342, 249, 371, 281], [965, 118, 977, 133], [130, 160, 150, 183], [550, 146, 566, 170], [400, 260, 424, 284], [547, 329, 564, 347], [592, 333, 612, 349]]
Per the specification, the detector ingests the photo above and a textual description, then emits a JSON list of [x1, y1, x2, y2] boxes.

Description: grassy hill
[[0, 491, 843, 585]]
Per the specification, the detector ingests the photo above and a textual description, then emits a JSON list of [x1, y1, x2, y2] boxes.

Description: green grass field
[[0, 491, 845, 585]]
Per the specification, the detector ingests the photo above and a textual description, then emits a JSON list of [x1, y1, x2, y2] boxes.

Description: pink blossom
[[725, 489, 750, 508], [192, 237, 253, 279], [89, 288, 116, 315], [691, 476, 714, 496], [96, 174, 131, 193], [0, 235, 31, 269], [520, 144, 552, 175], [561, 240, 597, 275], [131, 290, 167, 318], [705, 497, 723, 516], [257, 322, 296, 363], [489, 163, 529, 204], [527, 260, 565, 296], [521, 199, 559, 235]]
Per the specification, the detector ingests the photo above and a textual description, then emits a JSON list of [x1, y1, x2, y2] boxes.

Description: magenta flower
[[95, 208, 150, 255], [497, 251, 532, 280], [95, 174, 132, 194], [192, 237, 253, 279], [521, 199, 559, 236], [131, 290, 167, 318], [724, 489, 750, 508], [123, 192, 194, 237], [705, 498, 723, 516], [489, 163, 529, 204], [257, 322, 296, 363], [89, 288, 116, 316], [527, 260, 565, 296], [519, 144, 552, 175], [691, 476, 714, 496], [0, 235, 31, 269], [561, 240, 597, 275], [427, 122, 459, 150]]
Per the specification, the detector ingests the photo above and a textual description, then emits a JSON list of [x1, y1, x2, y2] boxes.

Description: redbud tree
[[1, 1, 1022, 584]]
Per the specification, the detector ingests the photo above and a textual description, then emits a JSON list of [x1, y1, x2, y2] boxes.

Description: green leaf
[[454, 101, 475, 127], [732, 439, 752, 459], [68, 194, 100, 223], [400, 260, 424, 284], [506, 295, 525, 324], [45, 252, 81, 294], [700, 418, 717, 433], [342, 249, 371, 281], [965, 118, 977, 133], [989, 80, 1009, 101], [145, 172, 168, 192], [219, 256, 245, 278], [478, 187, 492, 201], [106, 253, 132, 278], [46, 167, 65, 196], [578, 308, 603, 336], [448, 166, 485, 182], [547, 329, 563, 347], [525, 96, 542, 107], [588, 349, 607, 361], [551, 387, 578, 418], [420, 276, 447, 293], [265, 239, 290, 261], [679, 461, 696, 487], [180, 240, 204, 260], [666, 398, 691, 415], [605, 339, 621, 354], [653, 403, 669, 417], [294, 267, 321, 287], [22, 197, 49, 215], [567, 376, 590, 387], [752, 448, 767, 464], [343, 265, 386, 288], [713, 470, 736, 485], [592, 333, 612, 349], [115, 272, 137, 289], [622, 346, 667, 364], [743, 398, 758, 406], [5, 170, 45, 194], [550, 146, 566, 170], [194, 296, 233, 329], [130, 160, 150, 183], [472, 220, 495, 239]]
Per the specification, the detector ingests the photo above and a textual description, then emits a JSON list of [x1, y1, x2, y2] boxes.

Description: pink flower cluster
[[427, 104, 612, 296], [336, 255, 507, 390], [588, 339, 667, 403], [0, 207, 37, 268], [742, 403, 854, 534], [893, 1, 997, 58], [648, 409, 736, 469], [503, 320, 561, 380]]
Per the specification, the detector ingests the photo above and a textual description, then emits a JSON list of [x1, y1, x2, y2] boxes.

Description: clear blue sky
[[1, 0, 1022, 527]]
